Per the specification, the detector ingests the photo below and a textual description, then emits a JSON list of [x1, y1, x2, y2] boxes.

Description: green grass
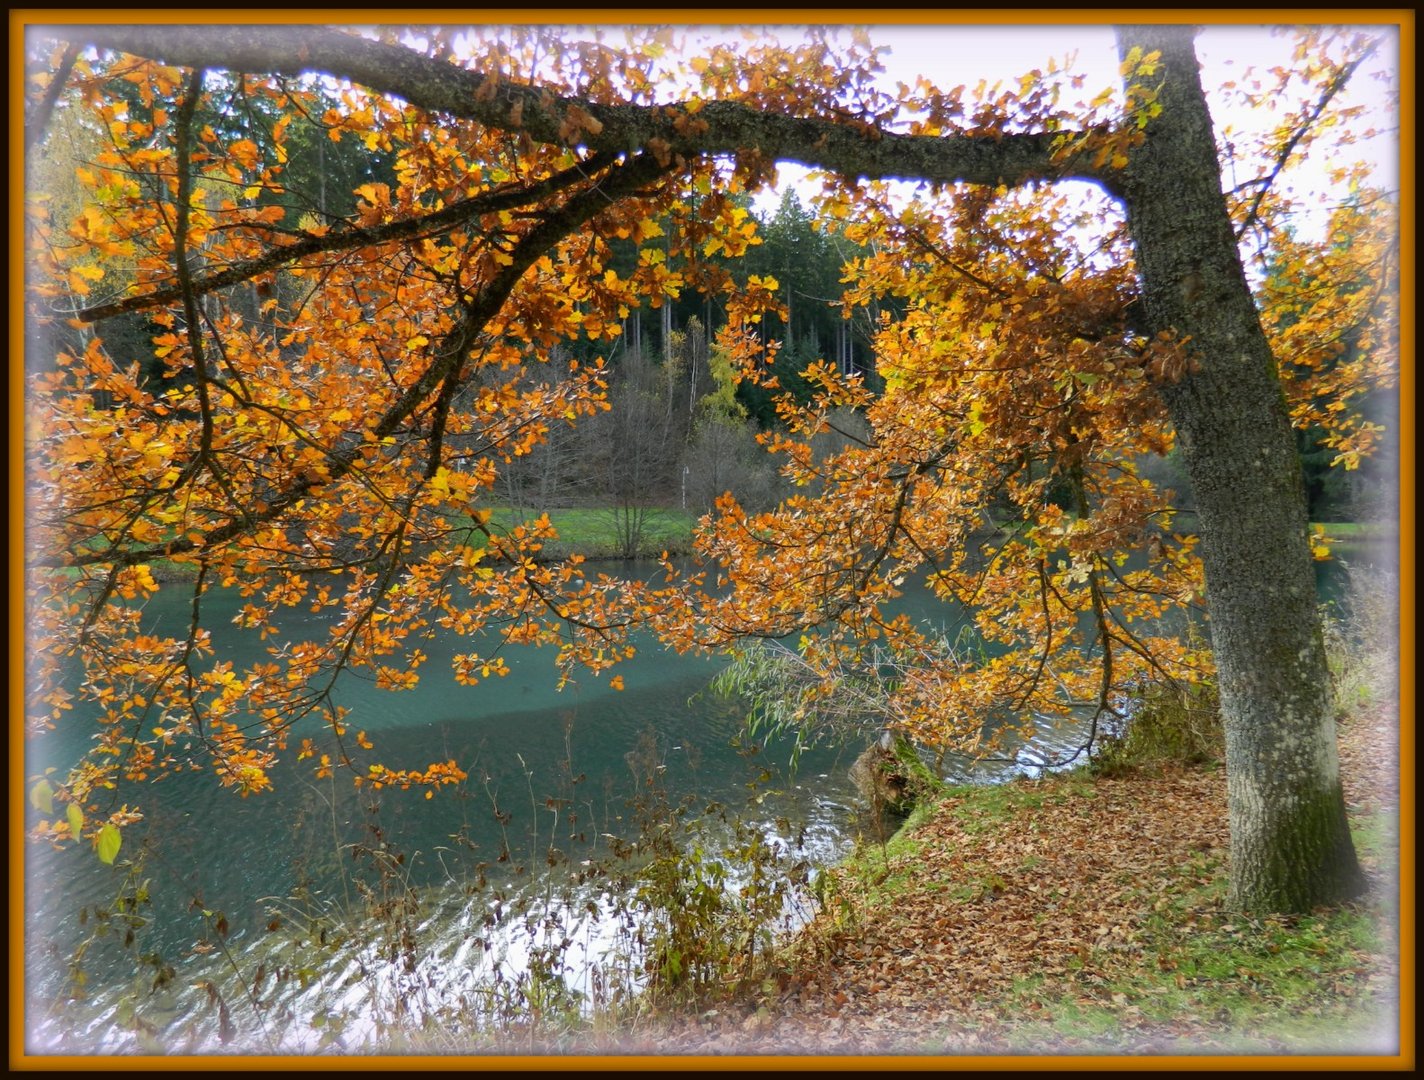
[[1101, 892, 1385, 1044], [838, 800, 939, 904], [1315, 521, 1395, 541], [475, 505, 699, 560], [946, 773, 1096, 833], [49, 505, 700, 586], [1348, 808, 1397, 865], [1316, 521, 1398, 566], [1155, 514, 1394, 548]]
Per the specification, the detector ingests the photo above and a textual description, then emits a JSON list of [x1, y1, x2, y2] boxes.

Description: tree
[[582, 342, 689, 558], [1259, 196, 1400, 522], [22, 23, 1397, 912], [680, 317, 784, 515]]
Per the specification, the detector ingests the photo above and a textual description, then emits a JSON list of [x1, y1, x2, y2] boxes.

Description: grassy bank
[[610, 574, 1403, 1058], [1316, 521, 1396, 542], [617, 699, 1400, 1057], [1316, 521, 1399, 565], [1162, 512, 1396, 547], [55, 514, 1400, 584], [111, 505, 702, 584], [480, 505, 699, 561]]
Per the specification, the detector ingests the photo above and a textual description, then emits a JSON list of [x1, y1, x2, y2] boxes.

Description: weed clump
[[1092, 680, 1224, 776]]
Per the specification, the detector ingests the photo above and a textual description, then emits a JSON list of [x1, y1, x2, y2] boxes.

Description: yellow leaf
[[30, 780, 55, 815], [97, 824, 122, 865]]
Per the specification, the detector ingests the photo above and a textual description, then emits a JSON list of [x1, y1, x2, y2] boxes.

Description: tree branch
[[38, 150, 674, 570], [1233, 40, 1380, 241], [54, 24, 1112, 191], [76, 148, 623, 322], [24, 40, 80, 153]]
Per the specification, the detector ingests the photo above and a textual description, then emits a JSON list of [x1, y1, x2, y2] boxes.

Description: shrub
[[1093, 679, 1223, 775]]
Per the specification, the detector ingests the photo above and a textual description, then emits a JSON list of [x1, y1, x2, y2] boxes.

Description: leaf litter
[[569, 699, 1401, 1058]]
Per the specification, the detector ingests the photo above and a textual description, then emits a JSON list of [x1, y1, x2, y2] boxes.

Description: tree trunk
[[1115, 25, 1365, 911]]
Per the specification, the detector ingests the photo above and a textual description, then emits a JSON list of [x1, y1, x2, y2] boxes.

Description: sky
[[739, 22, 1401, 237], [409, 21, 1400, 235]]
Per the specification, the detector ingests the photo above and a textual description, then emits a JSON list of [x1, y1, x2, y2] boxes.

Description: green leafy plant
[[1093, 677, 1223, 776]]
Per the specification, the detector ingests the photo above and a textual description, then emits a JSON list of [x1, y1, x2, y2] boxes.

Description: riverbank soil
[[605, 698, 1403, 1057]]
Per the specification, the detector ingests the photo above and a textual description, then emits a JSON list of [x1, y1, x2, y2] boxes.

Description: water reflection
[[23, 553, 1234, 1053]]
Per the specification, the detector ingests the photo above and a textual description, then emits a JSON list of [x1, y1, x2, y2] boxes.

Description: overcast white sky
[[742, 22, 1400, 235]]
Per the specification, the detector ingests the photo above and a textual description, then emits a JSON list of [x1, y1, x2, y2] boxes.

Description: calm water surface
[[24, 557, 1358, 1053]]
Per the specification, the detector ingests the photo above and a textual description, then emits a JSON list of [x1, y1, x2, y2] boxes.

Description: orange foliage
[[20, 27, 1393, 850], [672, 181, 1212, 751]]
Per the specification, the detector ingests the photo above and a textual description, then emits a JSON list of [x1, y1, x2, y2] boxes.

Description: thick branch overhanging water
[[55, 24, 1116, 191]]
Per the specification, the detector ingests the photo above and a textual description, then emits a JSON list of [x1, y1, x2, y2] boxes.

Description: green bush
[[1093, 679, 1223, 775]]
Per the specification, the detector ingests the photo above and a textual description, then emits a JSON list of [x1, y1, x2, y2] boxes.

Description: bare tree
[[581, 347, 688, 558]]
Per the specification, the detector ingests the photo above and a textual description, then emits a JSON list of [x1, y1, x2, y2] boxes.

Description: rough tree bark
[[1112, 25, 1365, 911], [42, 22, 1374, 912]]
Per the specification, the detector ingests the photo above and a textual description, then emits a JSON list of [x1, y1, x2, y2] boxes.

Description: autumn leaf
[[96, 824, 122, 865], [22, 22, 1392, 924], [30, 779, 55, 815]]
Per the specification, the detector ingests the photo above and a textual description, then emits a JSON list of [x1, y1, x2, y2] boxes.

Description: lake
[[22, 555, 1363, 1053]]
